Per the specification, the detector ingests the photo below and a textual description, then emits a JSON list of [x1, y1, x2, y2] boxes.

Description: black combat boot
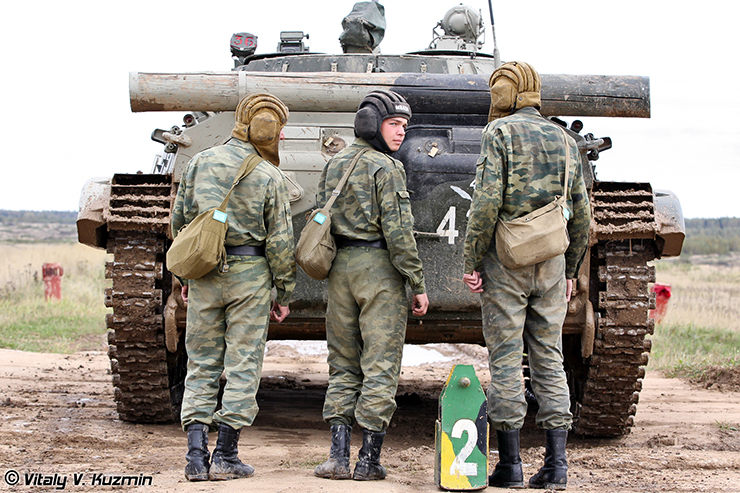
[[314, 424, 352, 479], [529, 428, 568, 490], [353, 428, 387, 481], [184, 423, 210, 481], [489, 429, 525, 489], [208, 423, 255, 480]]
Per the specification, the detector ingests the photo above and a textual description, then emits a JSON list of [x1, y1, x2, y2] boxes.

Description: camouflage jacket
[[318, 139, 426, 295], [463, 107, 591, 279], [172, 138, 296, 305]]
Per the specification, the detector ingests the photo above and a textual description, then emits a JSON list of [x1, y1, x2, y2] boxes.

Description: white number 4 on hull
[[436, 206, 459, 245]]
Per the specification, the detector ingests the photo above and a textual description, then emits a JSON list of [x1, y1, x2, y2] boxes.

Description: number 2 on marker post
[[434, 364, 489, 490]]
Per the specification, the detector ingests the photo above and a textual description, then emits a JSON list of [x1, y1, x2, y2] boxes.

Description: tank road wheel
[[105, 230, 187, 423], [569, 240, 656, 436]]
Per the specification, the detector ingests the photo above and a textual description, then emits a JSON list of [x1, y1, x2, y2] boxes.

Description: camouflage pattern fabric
[[172, 137, 296, 305], [463, 107, 583, 432], [479, 250, 572, 431], [318, 139, 425, 432], [463, 107, 590, 279], [322, 247, 407, 432], [180, 258, 272, 431], [172, 137, 296, 431], [318, 139, 425, 295]]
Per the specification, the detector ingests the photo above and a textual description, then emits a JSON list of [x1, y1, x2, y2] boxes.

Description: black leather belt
[[225, 244, 266, 256], [335, 236, 387, 250]]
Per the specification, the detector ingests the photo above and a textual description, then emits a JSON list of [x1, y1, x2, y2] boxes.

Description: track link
[[573, 240, 656, 436], [107, 174, 172, 233], [591, 182, 657, 240]]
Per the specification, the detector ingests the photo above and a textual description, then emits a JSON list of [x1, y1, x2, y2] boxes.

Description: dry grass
[[0, 243, 111, 353], [654, 254, 740, 332], [0, 243, 109, 296], [650, 254, 740, 372]]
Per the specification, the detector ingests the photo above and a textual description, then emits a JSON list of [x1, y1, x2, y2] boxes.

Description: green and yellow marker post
[[435, 364, 489, 490]]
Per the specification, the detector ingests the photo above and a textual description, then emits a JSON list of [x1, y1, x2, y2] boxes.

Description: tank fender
[[76, 177, 111, 249], [654, 189, 685, 258]]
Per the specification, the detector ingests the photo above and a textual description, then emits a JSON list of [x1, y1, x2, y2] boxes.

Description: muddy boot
[[314, 424, 352, 479], [184, 423, 210, 481], [208, 423, 255, 480], [352, 428, 387, 481], [489, 429, 525, 489], [529, 429, 568, 490]]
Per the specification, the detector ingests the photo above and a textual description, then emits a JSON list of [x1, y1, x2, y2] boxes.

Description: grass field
[[0, 243, 111, 353], [650, 254, 740, 375], [1, 242, 738, 379]]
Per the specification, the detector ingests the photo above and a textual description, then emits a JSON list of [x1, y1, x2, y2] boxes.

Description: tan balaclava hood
[[487, 61, 542, 122], [231, 93, 289, 166]]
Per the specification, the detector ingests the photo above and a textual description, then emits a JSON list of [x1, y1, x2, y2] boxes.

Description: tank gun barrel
[[129, 71, 650, 118]]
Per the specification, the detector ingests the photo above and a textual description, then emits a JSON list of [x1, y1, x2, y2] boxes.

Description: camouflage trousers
[[322, 247, 407, 432], [180, 256, 272, 432], [480, 249, 572, 431]]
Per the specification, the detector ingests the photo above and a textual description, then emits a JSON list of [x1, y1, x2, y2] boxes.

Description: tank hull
[[78, 115, 684, 434]]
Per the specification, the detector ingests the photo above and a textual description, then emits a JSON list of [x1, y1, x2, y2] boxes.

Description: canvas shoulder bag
[[494, 128, 573, 269], [295, 148, 368, 280], [167, 153, 264, 280]]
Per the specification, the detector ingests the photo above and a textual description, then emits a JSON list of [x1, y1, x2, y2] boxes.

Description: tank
[[77, 3, 685, 436]]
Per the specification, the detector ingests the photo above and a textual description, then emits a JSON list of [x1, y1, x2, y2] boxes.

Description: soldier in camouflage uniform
[[313, 90, 429, 482], [171, 93, 296, 482], [462, 62, 590, 490]]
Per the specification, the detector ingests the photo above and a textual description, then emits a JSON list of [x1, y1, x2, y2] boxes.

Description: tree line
[[682, 217, 740, 255], [0, 210, 76, 225]]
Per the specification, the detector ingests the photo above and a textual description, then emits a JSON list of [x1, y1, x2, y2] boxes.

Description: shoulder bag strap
[[322, 148, 370, 210], [558, 127, 572, 200], [217, 153, 264, 212]]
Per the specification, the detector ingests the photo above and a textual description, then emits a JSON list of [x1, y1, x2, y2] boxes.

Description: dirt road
[[2, 343, 740, 492]]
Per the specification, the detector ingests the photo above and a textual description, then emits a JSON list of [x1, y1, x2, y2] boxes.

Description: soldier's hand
[[270, 301, 290, 323], [566, 279, 574, 302], [463, 271, 483, 293], [412, 293, 429, 316]]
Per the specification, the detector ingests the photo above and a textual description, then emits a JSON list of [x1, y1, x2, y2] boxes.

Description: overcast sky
[[2, 0, 737, 219]]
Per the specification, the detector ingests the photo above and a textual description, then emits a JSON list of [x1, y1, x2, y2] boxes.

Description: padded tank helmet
[[487, 61, 541, 122], [231, 93, 289, 166], [354, 89, 412, 153]]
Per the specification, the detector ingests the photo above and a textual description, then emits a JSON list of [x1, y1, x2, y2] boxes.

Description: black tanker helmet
[[354, 89, 412, 154]]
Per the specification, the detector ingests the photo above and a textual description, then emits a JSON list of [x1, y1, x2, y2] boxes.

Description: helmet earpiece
[[354, 107, 378, 140]]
